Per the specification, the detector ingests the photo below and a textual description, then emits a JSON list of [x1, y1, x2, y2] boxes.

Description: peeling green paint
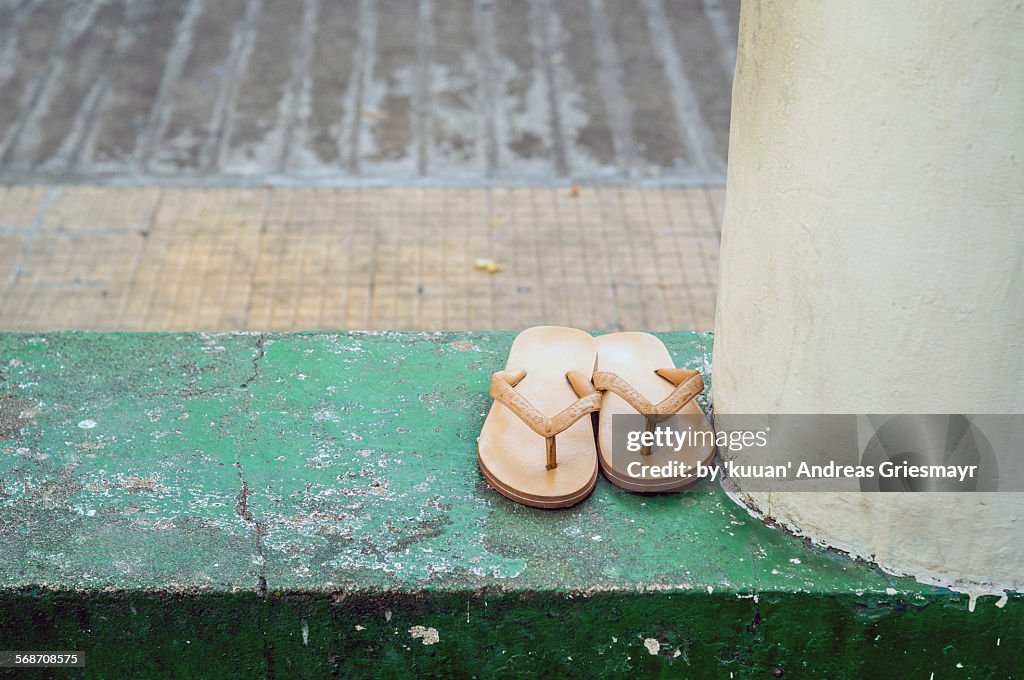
[[1, 589, 1020, 678], [0, 332, 1020, 677]]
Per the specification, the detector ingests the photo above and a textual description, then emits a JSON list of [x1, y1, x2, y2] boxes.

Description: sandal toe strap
[[490, 369, 601, 437], [593, 368, 703, 421]]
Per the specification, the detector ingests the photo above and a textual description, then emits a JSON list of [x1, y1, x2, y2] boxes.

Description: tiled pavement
[[0, 185, 722, 331], [0, 1, 735, 332]]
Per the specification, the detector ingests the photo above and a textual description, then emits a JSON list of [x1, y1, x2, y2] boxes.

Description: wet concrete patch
[[0, 0, 737, 185]]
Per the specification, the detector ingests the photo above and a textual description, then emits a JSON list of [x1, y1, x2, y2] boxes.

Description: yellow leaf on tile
[[473, 258, 501, 274]]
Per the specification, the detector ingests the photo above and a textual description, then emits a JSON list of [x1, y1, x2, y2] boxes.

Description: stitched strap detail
[[593, 368, 704, 422], [489, 370, 601, 438]]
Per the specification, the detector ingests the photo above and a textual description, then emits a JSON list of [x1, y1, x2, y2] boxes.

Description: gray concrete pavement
[[0, 0, 738, 186]]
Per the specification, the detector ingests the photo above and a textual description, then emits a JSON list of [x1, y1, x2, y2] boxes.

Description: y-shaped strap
[[593, 368, 704, 456], [593, 368, 704, 423], [490, 369, 601, 470]]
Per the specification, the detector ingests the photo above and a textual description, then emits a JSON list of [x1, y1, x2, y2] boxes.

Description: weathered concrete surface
[[0, 0, 737, 186], [0, 332, 1020, 676]]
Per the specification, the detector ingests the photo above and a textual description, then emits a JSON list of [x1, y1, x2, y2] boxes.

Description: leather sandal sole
[[478, 326, 600, 509], [595, 332, 715, 493]]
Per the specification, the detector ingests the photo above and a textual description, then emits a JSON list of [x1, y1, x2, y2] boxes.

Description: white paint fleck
[[673, 648, 681, 658], [301, 619, 309, 646], [789, 558, 801, 564], [77, 419, 97, 429], [706, 586, 713, 594], [643, 638, 660, 656], [885, 588, 897, 596], [385, 609, 392, 622], [355, 625, 365, 631], [409, 625, 439, 645], [995, 593, 1008, 608], [957, 663, 964, 669], [591, 535, 603, 542]]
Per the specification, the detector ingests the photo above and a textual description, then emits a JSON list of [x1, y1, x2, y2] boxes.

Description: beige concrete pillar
[[712, 1, 1024, 599]]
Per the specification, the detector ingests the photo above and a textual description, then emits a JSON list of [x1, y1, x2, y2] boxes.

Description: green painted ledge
[[0, 331, 1019, 678]]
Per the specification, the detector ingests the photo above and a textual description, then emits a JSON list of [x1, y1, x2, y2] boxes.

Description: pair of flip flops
[[478, 326, 715, 508]]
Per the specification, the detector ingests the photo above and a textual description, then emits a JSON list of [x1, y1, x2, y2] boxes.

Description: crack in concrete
[[235, 332, 269, 595], [239, 333, 266, 389], [234, 461, 268, 597], [234, 474, 255, 523]]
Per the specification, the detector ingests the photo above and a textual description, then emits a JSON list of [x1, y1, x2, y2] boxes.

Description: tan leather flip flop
[[478, 326, 601, 509], [594, 332, 714, 492]]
